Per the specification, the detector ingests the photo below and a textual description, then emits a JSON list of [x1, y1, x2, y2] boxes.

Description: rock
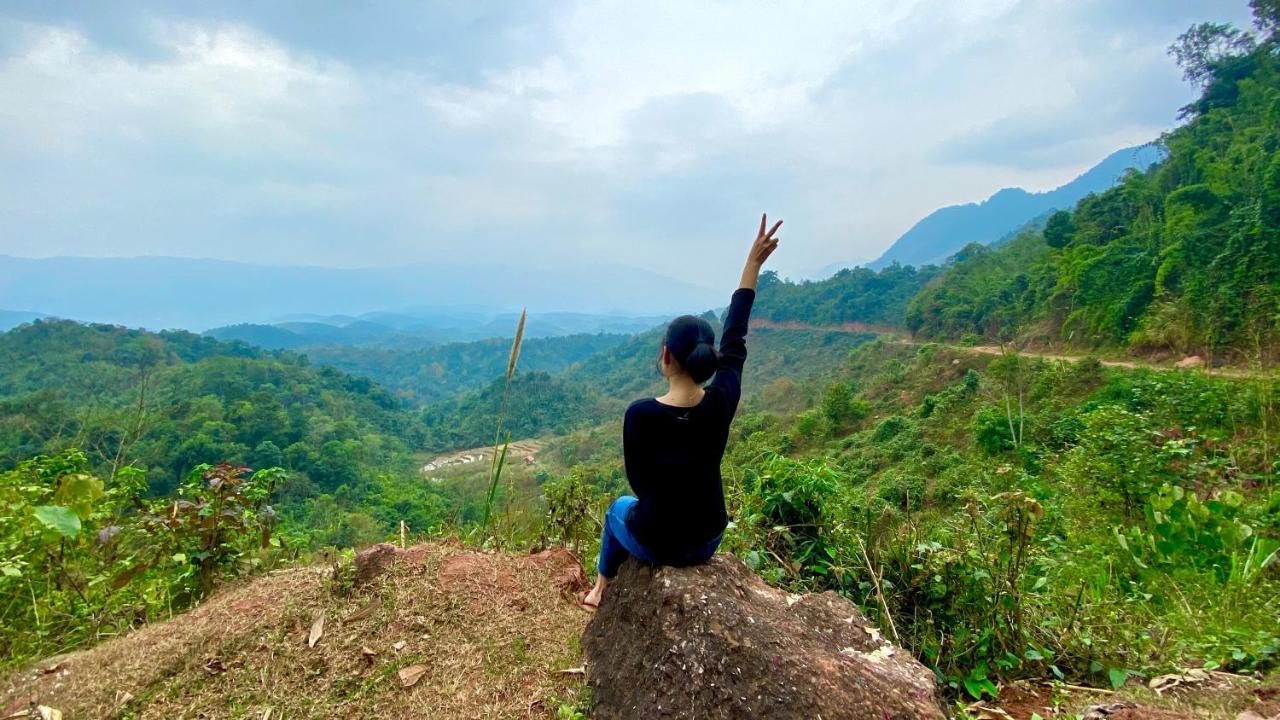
[[1176, 355, 1205, 369], [352, 543, 398, 586], [522, 547, 589, 599], [582, 555, 946, 720]]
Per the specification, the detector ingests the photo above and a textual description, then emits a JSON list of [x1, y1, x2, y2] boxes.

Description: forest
[[1, 7, 1278, 712]]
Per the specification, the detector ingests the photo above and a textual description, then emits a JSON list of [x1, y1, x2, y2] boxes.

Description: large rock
[[582, 555, 947, 719]]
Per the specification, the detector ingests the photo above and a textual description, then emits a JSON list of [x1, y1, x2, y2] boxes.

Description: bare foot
[[580, 576, 607, 610]]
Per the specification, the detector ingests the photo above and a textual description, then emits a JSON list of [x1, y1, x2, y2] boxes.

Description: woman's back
[[581, 213, 781, 610], [623, 288, 754, 559]]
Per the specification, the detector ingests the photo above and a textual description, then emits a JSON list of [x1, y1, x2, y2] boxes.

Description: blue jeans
[[596, 496, 722, 578]]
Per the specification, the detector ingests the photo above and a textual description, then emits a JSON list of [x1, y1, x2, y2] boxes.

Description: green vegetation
[[753, 265, 940, 328], [0, 320, 419, 493], [419, 371, 612, 453], [305, 332, 630, 405], [547, 340, 1280, 696], [0, 452, 287, 666], [0, 320, 457, 554], [908, 25, 1280, 359]]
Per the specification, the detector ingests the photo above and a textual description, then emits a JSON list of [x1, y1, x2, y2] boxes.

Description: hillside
[[0, 319, 470, 567], [306, 333, 631, 405], [547, 336, 1280, 700], [0, 542, 591, 719], [206, 311, 663, 350], [907, 38, 1280, 359], [750, 264, 940, 328], [0, 320, 421, 494], [867, 144, 1165, 269]]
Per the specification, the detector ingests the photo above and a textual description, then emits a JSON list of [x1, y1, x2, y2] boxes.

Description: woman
[[582, 213, 782, 610]]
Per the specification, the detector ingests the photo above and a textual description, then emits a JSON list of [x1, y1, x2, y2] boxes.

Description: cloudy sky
[[0, 1, 1255, 289]]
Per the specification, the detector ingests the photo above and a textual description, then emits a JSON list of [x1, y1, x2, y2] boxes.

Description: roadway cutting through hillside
[[751, 319, 1271, 379]]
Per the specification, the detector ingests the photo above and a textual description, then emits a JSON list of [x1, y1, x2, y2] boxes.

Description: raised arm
[[708, 213, 782, 409]]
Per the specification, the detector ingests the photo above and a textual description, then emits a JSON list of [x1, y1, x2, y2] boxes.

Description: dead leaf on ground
[[108, 690, 134, 717], [307, 614, 325, 648], [1150, 668, 1211, 695], [398, 663, 428, 688], [344, 599, 379, 623], [557, 666, 585, 675], [393, 640, 406, 652], [36, 708, 63, 720]]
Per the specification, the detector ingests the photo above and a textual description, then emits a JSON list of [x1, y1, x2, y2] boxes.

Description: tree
[[1042, 210, 1075, 249], [1252, 0, 1279, 39], [1169, 22, 1256, 87]]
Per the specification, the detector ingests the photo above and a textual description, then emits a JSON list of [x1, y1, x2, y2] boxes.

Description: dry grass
[[1, 541, 591, 719]]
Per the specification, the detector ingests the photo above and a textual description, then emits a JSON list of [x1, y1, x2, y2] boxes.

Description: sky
[[0, 0, 1257, 289]]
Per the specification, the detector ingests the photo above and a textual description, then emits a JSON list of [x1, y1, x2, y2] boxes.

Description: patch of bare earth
[[0, 541, 590, 719]]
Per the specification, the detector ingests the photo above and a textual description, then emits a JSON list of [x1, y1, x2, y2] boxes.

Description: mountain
[[866, 144, 1166, 269], [205, 309, 668, 349], [0, 256, 717, 332], [0, 309, 45, 332], [906, 46, 1279, 354]]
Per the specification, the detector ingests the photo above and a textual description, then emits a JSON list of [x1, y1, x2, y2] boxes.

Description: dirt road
[[752, 319, 1271, 379]]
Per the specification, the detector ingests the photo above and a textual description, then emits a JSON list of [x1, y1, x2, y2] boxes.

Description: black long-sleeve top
[[623, 288, 754, 560]]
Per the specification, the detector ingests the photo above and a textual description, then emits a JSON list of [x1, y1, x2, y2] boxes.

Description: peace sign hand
[[748, 212, 782, 268]]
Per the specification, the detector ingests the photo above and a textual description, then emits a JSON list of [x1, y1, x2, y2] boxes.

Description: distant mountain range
[[0, 309, 45, 332], [0, 256, 717, 332], [205, 309, 667, 349], [865, 144, 1166, 269]]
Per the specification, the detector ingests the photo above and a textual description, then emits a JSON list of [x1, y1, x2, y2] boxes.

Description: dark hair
[[664, 315, 719, 384]]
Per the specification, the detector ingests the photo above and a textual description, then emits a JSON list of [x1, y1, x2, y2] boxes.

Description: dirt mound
[[582, 554, 946, 719], [1, 542, 591, 719]]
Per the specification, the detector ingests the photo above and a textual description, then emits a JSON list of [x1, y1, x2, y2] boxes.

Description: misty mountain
[[206, 309, 667, 349], [0, 310, 45, 332], [0, 256, 717, 332], [865, 144, 1166, 269]]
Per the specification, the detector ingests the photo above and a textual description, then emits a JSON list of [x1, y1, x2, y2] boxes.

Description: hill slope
[[0, 543, 590, 719], [907, 41, 1280, 357], [868, 144, 1165, 269]]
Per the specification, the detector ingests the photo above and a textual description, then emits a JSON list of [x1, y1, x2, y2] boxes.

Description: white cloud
[[0, 0, 1259, 292]]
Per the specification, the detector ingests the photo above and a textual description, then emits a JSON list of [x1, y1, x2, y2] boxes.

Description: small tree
[[1043, 210, 1075, 249], [146, 463, 284, 597]]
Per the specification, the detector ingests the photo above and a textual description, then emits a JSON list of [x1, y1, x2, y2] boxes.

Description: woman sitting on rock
[[582, 213, 782, 610]]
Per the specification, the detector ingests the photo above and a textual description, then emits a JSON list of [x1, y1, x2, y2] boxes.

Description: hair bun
[[683, 341, 721, 384]]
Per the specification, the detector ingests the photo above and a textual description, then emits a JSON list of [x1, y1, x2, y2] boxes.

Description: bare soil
[[0, 542, 591, 720]]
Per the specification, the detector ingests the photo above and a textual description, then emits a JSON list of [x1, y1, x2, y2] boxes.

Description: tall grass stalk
[[480, 309, 526, 539]]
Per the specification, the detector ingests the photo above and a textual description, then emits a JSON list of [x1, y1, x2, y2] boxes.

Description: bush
[[0, 451, 285, 667], [973, 406, 1016, 455], [542, 466, 603, 557]]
